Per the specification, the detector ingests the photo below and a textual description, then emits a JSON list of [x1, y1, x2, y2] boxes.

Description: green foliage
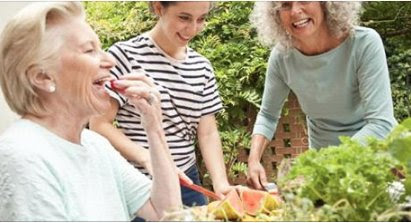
[[381, 118, 411, 195], [280, 119, 411, 221], [280, 139, 398, 221], [361, 2, 411, 50], [386, 49, 411, 121], [85, 2, 155, 49]]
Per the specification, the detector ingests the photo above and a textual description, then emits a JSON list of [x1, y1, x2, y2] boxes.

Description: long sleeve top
[[253, 26, 397, 149]]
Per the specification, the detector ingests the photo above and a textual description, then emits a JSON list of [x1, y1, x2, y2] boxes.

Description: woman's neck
[[23, 111, 88, 145], [293, 30, 348, 56], [149, 25, 187, 60]]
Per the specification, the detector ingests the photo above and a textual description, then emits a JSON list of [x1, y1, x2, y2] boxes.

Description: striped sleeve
[[105, 43, 132, 107], [201, 63, 223, 116]]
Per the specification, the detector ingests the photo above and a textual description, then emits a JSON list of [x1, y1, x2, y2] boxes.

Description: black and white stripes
[[106, 34, 223, 175]]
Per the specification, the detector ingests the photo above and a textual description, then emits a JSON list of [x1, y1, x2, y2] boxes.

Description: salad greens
[[278, 118, 411, 221]]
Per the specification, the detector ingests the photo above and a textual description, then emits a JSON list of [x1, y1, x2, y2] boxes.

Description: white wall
[[0, 2, 31, 133]]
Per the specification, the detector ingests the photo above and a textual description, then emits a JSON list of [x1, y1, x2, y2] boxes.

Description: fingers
[[214, 185, 236, 200], [111, 76, 160, 107], [259, 170, 268, 188], [118, 72, 156, 88], [246, 163, 266, 190]]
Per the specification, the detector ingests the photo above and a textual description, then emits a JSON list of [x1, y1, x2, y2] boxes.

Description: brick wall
[[199, 92, 308, 187]]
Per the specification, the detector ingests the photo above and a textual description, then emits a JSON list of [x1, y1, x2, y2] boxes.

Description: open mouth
[[93, 76, 111, 87], [292, 18, 311, 28], [177, 33, 191, 42]]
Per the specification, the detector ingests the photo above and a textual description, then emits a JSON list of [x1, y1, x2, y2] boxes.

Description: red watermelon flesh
[[238, 187, 268, 216], [224, 189, 245, 216]]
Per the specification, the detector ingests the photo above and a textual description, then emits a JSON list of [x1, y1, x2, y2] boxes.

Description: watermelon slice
[[237, 187, 266, 216], [237, 186, 282, 216], [207, 189, 244, 220], [109, 80, 125, 93], [207, 187, 282, 220]]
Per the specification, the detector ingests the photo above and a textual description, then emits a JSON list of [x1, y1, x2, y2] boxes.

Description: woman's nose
[[101, 51, 116, 69], [186, 21, 199, 37], [290, 2, 304, 15]]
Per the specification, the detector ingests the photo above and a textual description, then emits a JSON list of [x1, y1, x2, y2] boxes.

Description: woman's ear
[[26, 65, 56, 93], [152, 1, 164, 17]]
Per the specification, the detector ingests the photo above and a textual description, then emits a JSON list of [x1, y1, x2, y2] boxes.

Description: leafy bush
[[279, 118, 411, 221], [361, 2, 411, 122]]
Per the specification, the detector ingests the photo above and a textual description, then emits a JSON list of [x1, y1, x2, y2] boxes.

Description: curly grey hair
[[250, 2, 362, 49]]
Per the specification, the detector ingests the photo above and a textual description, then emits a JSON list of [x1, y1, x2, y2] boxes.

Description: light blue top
[[0, 119, 152, 221], [253, 27, 397, 149]]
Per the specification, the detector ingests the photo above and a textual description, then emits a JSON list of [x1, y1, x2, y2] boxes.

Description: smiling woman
[[89, 1, 235, 212], [247, 1, 397, 191], [0, 2, 181, 221], [51, 17, 115, 116]]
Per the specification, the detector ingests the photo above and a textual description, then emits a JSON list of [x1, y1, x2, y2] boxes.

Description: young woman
[[247, 2, 397, 190], [90, 1, 232, 206]]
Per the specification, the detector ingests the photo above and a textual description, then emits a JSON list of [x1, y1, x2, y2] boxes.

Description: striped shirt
[[106, 34, 223, 175]]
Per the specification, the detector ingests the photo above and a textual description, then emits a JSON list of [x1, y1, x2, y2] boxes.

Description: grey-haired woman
[[247, 2, 397, 190]]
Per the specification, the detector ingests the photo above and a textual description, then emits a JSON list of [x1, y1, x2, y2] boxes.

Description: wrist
[[248, 156, 261, 165], [213, 180, 230, 190]]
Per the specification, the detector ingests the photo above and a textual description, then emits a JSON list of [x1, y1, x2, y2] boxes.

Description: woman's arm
[[115, 74, 181, 220], [353, 29, 397, 143], [248, 49, 290, 189], [197, 114, 231, 198], [89, 98, 154, 174]]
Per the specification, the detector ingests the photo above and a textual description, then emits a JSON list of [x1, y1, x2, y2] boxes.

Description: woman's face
[[156, 1, 210, 47], [278, 1, 328, 43], [53, 18, 115, 116]]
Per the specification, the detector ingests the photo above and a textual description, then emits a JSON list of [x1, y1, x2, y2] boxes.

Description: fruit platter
[[162, 119, 411, 221]]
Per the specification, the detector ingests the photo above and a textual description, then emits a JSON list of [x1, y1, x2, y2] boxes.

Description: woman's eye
[[280, 2, 292, 10], [85, 49, 96, 54], [197, 17, 206, 23], [179, 16, 190, 21]]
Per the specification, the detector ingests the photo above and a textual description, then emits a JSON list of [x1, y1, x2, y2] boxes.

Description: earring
[[49, 84, 56, 93]]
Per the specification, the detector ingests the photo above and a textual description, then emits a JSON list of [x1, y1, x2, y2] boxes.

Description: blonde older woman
[[0, 2, 181, 221], [247, 2, 397, 190]]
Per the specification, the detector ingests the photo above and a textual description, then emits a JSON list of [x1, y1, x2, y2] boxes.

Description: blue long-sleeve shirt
[[253, 26, 397, 149]]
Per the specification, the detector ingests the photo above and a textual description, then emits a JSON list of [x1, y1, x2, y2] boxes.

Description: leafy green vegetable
[[279, 118, 411, 221]]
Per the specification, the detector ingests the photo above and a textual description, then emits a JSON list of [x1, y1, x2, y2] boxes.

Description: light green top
[[253, 27, 397, 149], [0, 119, 152, 221]]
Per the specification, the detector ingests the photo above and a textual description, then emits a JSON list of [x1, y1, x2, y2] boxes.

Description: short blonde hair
[[250, 2, 362, 49], [0, 2, 85, 116]]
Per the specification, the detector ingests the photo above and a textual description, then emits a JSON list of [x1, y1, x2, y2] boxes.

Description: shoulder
[[352, 26, 382, 44], [81, 129, 113, 152], [109, 34, 153, 53], [0, 121, 55, 181], [187, 48, 212, 66], [0, 120, 49, 157], [267, 44, 288, 66], [351, 26, 385, 62]]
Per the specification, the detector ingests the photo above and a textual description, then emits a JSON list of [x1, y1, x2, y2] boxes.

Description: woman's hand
[[213, 181, 235, 199], [111, 73, 162, 131], [246, 161, 268, 190]]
